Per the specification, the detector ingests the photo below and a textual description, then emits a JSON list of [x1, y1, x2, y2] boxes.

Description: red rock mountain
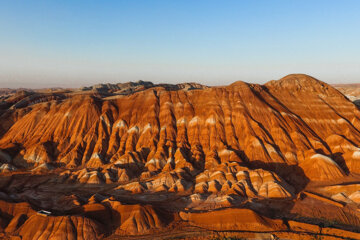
[[0, 74, 360, 239]]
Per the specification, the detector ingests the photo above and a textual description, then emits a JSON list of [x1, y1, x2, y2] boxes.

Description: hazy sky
[[1, 0, 360, 88]]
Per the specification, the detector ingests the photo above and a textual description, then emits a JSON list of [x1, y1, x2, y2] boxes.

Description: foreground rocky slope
[[1, 74, 360, 239]]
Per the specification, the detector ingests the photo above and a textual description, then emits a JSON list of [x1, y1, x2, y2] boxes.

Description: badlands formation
[[0, 74, 360, 239]]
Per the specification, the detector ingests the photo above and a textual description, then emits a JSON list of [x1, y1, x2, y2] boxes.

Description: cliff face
[[1, 74, 360, 239]]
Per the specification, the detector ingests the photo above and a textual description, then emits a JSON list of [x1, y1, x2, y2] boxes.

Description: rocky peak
[[265, 74, 343, 97]]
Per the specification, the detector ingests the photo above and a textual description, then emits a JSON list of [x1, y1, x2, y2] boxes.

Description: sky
[[0, 0, 360, 88]]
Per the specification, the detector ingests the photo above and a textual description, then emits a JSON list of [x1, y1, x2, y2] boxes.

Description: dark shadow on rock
[[353, 99, 360, 108], [247, 160, 310, 194], [0, 211, 12, 229], [332, 152, 350, 174]]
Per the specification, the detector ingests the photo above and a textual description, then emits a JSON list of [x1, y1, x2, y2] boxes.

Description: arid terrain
[[1, 74, 360, 239]]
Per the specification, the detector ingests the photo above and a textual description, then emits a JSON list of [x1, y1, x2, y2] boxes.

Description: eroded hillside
[[0, 74, 360, 239]]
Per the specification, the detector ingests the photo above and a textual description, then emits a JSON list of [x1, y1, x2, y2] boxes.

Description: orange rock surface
[[180, 208, 287, 231], [0, 74, 360, 239]]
